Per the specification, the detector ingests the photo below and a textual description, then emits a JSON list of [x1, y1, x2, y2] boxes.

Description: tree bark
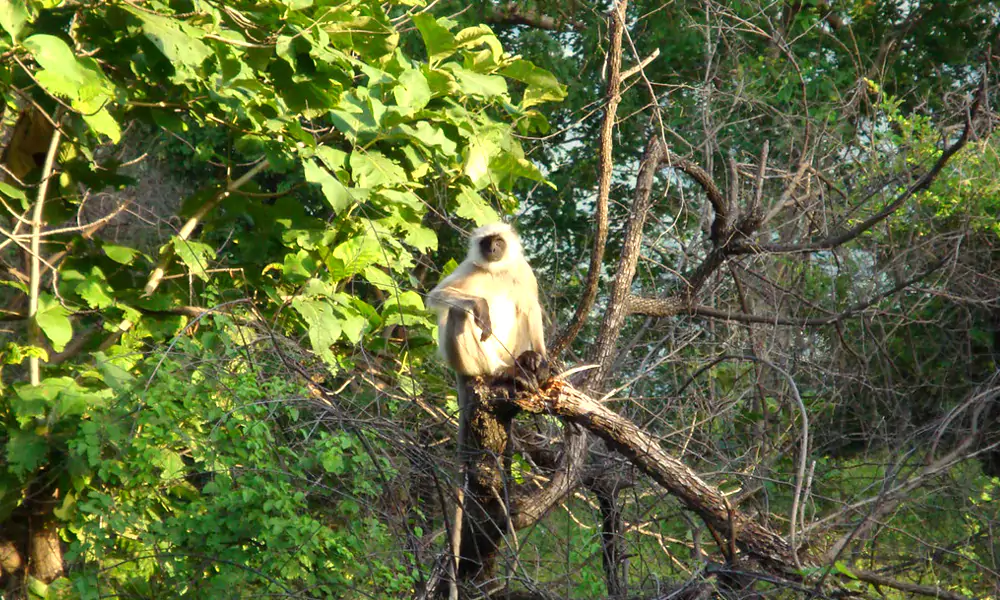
[[490, 379, 801, 574], [595, 484, 626, 597]]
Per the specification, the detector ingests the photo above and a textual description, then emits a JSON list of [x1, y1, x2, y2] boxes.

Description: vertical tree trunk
[[457, 379, 515, 581], [596, 487, 626, 597]]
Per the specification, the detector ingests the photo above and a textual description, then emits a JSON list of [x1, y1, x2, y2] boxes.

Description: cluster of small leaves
[[56, 344, 410, 598]]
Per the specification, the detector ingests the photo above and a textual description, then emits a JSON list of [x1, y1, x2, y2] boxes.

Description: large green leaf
[[23, 34, 120, 141], [170, 237, 217, 281], [0, 1, 29, 41], [304, 158, 351, 213], [443, 64, 508, 100], [454, 187, 499, 225], [502, 59, 568, 108], [291, 297, 341, 364], [392, 68, 431, 116], [350, 150, 407, 188], [412, 14, 456, 64], [35, 293, 72, 352], [126, 7, 213, 83], [330, 232, 385, 279]]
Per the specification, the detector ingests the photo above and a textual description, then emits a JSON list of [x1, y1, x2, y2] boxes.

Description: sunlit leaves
[[454, 186, 499, 225], [102, 244, 141, 265], [35, 293, 72, 352], [23, 34, 120, 141], [6, 0, 564, 385], [125, 7, 212, 84], [170, 237, 216, 281], [349, 150, 407, 188], [412, 14, 456, 64], [0, 1, 29, 41], [502, 59, 568, 108], [304, 158, 351, 213], [392, 69, 431, 116]]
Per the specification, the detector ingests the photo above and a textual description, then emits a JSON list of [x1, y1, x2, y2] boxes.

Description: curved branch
[[492, 379, 800, 573], [550, 0, 627, 357], [27, 114, 62, 385]]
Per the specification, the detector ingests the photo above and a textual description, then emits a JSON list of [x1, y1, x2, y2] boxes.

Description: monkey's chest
[[454, 294, 519, 374]]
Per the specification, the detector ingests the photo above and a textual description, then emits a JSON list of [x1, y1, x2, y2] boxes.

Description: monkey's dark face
[[478, 234, 507, 263]]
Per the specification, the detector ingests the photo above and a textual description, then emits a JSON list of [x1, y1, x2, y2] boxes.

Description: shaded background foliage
[[1, 0, 999, 599]]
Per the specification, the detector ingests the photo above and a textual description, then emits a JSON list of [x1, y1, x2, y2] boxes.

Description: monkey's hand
[[509, 350, 550, 393], [473, 298, 492, 342]]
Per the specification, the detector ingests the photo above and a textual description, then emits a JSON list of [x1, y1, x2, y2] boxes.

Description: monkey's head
[[469, 222, 523, 272]]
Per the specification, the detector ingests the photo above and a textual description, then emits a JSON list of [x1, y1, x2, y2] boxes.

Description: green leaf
[[153, 450, 186, 481], [23, 34, 120, 142], [502, 59, 567, 108], [330, 233, 384, 278], [7, 430, 48, 478], [363, 265, 397, 291], [103, 244, 140, 265], [443, 64, 508, 99], [291, 297, 341, 363], [392, 68, 431, 116], [315, 146, 348, 174], [0, 181, 27, 209], [321, 449, 346, 474], [304, 158, 351, 213], [0, 2, 29, 41], [35, 294, 72, 352], [454, 187, 499, 225], [170, 237, 216, 281], [464, 135, 498, 188], [455, 26, 503, 64], [412, 14, 456, 64], [398, 121, 457, 155], [76, 269, 114, 309], [402, 224, 437, 252], [333, 302, 367, 344], [126, 7, 213, 83], [834, 561, 857, 579], [349, 150, 407, 188]]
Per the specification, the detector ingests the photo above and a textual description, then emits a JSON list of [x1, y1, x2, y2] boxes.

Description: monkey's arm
[[525, 303, 546, 357], [428, 286, 492, 342]]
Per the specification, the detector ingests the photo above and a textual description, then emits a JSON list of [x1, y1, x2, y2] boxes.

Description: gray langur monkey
[[427, 222, 549, 589], [427, 222, 547, 383]]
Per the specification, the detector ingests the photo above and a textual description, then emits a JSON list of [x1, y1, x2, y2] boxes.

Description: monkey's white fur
[[428, 223, 545, 376]]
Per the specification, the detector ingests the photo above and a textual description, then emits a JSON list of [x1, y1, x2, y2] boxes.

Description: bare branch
[[738, 75, 988, 255], [850, 569, 975, 600], [588, 134, 664, 387], [551, 0, 627, 357], [492, 378, 800, 573]]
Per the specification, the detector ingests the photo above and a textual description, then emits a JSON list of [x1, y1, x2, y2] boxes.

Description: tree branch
[[491, 379, 800, 573], [27, 115, 62, 385], [483, 2, 582, 31], [850, 569, 974, 600], [550, 0, 627, 357], [589, 134, 664, 387], [735, 74, 987, 255], [627, 254, 949, 325]]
